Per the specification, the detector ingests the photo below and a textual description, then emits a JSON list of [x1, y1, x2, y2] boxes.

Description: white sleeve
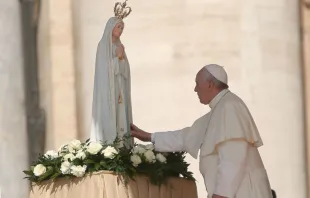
[[152, 127, 190, 152], [151, 133, 155, 143], [213, 140, 248, 198]]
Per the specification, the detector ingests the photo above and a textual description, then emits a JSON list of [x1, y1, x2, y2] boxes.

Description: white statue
[[90, 1, 133, 148]]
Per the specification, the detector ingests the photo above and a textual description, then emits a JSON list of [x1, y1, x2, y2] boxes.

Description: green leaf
[[84, 159, 96, 164], [23, 170, 34, 176], [95, 163, 101, 170], [100, 160, 107, 166], [50, 172, 62, 180]]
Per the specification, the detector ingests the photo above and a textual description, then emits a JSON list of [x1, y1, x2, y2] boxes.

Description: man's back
[[199, 143, 272, 198], [235, 146, 272, 197], [224, 92, 273, 198], [199, 91, 272, 198]]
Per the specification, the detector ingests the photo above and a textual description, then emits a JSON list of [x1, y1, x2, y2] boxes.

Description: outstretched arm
[[152, 128, 190, 152], [130, 124, 189, 152]]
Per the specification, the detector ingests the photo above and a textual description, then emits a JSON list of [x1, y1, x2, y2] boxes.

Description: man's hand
[[212, 194, 227, 198], [130, 124, 152, 142]]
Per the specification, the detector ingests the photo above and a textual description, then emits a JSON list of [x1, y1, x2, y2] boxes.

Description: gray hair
[[202, 68, 229, 90]]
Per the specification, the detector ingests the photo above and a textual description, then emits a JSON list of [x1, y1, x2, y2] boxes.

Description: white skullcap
[[204, 64, 228, 84]]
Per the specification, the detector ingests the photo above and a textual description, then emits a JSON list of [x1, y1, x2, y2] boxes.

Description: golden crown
[[114, 0, 132, 19]]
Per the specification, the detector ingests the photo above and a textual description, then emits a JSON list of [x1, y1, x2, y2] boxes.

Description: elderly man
[[131, 64, 273, 198]]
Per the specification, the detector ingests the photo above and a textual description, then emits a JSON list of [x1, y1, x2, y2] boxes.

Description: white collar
[[209, 89, 229, 109]]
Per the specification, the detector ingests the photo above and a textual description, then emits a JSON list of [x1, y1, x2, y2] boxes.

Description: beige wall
[[39, 0, 307, 197]]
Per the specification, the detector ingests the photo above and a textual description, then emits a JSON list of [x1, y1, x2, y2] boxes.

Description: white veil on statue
[[90, 16, 133, 147]]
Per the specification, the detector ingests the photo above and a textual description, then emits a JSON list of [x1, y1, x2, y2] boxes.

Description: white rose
[[58, 144, 68, 152], [68, 140, 82, 153], [70, 165, 87, 177], [64, 153, 76, 161], [58, 151, 66, 157], [60, 161, 71, 174], [75, 150, 86, 160], [101, 146, 118, 159], [33, 164, 47, 176], [130, 155, 142, 167], [156, 153, 167, 163], [144, 150, 156, 163], [86, 142, 103, 155], [132, 146, 146, 154], [144, 144, 154, 150], [44, 150, 58, 159]]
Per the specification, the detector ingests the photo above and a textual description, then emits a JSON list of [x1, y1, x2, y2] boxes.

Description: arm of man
[[130, 124, 190, 152], [131, 113, 209, 156], [213, 140, 248, 198], [152, 127, 190, 152]]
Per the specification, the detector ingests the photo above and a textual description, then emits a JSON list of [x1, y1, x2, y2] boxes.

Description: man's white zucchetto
[[204, 64, 228, 84]]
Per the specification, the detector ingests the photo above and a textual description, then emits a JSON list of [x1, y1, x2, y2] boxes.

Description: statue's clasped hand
[[116, 44, 125, 60]]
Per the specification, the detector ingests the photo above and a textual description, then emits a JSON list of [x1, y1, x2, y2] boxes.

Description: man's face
[[194, 70, 213, 105], [112, 22, 124, 38]]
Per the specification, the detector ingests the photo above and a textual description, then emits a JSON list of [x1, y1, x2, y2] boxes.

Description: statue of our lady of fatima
[[90, 0, 133, 148]]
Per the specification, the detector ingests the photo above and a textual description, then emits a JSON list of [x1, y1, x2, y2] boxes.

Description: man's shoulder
[[222, 92, 254, 118], [224, 91, 246, 106]]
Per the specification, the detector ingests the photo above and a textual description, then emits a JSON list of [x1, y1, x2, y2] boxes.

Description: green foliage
[[23, 137, 195, 186]]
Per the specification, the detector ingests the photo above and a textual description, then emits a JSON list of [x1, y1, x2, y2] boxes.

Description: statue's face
[[112, 22, 124, 38]]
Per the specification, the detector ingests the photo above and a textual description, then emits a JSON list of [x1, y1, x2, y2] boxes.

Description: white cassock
[[152, 89, 273, 198]]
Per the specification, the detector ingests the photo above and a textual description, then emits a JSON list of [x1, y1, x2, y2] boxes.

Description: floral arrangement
[[23, 138, 194, 185]]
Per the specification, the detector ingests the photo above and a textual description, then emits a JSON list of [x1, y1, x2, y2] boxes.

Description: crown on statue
[[114, 0, 132, 19]]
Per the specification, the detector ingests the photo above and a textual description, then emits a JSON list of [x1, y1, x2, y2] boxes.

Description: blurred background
[[1, 0, 310, 198]]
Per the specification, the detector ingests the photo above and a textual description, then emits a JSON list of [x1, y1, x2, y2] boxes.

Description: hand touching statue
[[130, 124, 152, 142]]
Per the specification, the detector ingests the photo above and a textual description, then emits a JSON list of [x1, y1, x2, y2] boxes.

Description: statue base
[[29, 170, 198, 198]]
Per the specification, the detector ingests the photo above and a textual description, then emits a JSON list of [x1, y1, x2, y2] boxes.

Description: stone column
[[37, 0, 78, 150], [0, 1, 29, 198], [301, 0, 310, 196], [71, 0, 111, 141]]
